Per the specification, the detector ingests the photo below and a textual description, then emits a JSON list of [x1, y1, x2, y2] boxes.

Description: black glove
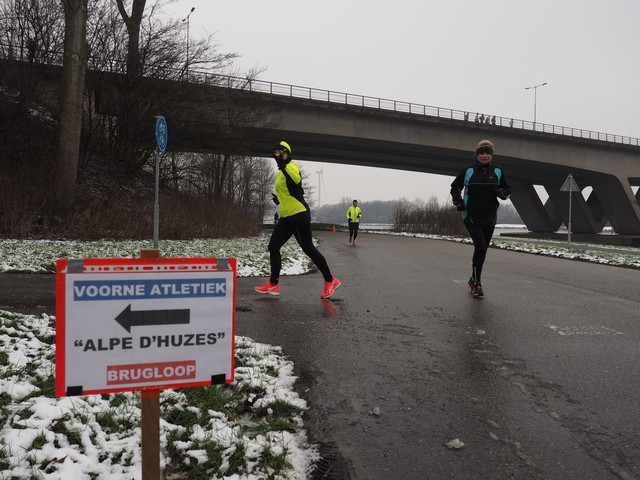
[[456, 203, 466, 211], [272, 193, 279, 205], [348, 219, 352, 223], [495, 188, 509, 200]]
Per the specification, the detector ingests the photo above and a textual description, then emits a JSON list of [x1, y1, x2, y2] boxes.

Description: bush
[[392, 197, 467, 236], [0, 155, 261, 240]]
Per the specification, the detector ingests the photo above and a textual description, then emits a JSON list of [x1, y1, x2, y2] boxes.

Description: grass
[[0, 234, 307, 276], [382, 231, 640, 269], [0, 311, 316, 480]]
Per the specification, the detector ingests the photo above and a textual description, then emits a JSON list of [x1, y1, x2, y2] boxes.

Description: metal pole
[[183, 7, 195, 81], [525, 82, 547, 131], [153, 150, 159, 249], [533, 87, 537, 128], [316, 165, 323, 208], [186, 16, 189, 80], [568, 191, 572, 245]]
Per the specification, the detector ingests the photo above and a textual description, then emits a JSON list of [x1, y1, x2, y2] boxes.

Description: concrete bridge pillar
[[508, 180, 561, 232], [590, 175, 640, 235], [584, 189, 608, 231], [543, 179, 603, 234]]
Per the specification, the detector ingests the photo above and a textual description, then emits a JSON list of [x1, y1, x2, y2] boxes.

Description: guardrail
[[189, 70, 640, 147]]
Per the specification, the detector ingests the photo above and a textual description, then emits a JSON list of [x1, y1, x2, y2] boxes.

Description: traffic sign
[[155, 116, 167, 152], [560, 174, 580, 192], [55, 257, 236, 396]]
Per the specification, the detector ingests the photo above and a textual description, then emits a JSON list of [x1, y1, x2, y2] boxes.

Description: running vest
[[274, 160, 309, 218]]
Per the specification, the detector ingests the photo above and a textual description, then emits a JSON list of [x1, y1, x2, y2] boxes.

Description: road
[[2, 231, 639, 480]]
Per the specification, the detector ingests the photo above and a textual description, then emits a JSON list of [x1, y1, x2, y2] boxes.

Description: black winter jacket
[[450, 162, 511, 227]]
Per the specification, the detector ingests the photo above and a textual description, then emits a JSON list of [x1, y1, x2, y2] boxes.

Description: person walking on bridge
[[346, 199, 362, 245], [254, 141, 341, 299], [450, 139, 511, 297]]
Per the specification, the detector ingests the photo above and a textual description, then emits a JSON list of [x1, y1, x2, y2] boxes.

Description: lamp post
[[524, 82, 547, 131], [182, 7, 195, 80]]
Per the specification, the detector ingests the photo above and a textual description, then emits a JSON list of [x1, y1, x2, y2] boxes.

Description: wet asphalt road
[[2, 231, 639, 480]]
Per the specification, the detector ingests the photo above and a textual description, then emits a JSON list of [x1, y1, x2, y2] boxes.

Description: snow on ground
[[0, 231, 637, 480], [0, 311, 318, 480], [0, 233, 309, 276], [375, 231, 640, 269], [0, 231, 637, 275]]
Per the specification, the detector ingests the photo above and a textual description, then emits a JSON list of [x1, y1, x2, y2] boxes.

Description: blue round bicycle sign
[[155, 116, 168, 152]]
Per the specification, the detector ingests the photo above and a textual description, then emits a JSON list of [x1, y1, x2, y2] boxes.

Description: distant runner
[[450, 139, 511, 298], [346, 199, 362, 245], [254, 141, 341, 299]]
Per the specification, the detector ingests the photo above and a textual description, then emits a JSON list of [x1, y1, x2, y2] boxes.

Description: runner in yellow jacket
[[254, 141, 341, 299], [346, 199, 362, 245]]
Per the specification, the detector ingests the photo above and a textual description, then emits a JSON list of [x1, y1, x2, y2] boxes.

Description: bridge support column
[[544, 180, 601, 234], [590, 175, 640, 235], [584, 189, 608, 231], [509, 180, 561, 232]]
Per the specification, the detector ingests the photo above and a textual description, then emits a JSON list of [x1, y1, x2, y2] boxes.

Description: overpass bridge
[[227, 84, 640, 236], [4, 59, 640, 235]]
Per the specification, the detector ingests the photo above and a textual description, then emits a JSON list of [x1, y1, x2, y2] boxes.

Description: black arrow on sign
[[115, 304, 190, 333]]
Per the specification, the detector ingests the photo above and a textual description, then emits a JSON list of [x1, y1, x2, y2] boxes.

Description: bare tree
[[0, 0, 65, 63], [392, 197, 465, 235], [54, 0, 88, 211], [114, 0, 145, 76], [1, 0, 277, 236], [150, 151, 274, 223]]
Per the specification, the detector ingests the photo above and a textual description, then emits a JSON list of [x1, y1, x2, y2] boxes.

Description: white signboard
[[56, 258, 236, 396]]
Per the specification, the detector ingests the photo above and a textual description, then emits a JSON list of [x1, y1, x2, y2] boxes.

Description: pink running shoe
[[320, 277, 341, 299], [254, 281, 280, 296]]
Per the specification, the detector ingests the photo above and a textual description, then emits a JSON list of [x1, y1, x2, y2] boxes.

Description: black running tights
[[268, 210, 332, 283], [463, 218, 495, 283], [348, 221, 360, 241]]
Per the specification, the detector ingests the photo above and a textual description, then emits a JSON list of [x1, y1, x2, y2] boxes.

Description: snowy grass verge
[[0, 233, 309, 277], [0, 311, 318, 480], [378, 231, 640, 269]]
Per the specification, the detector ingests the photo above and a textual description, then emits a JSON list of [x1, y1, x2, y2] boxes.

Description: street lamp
[[182, 6, 195, 80], [524, 82, 547, 131]]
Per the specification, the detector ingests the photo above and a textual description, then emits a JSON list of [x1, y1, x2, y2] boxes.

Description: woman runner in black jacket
[[450, 139, 511, 297]]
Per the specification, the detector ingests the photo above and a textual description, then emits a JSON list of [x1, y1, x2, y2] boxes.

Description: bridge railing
[[191, 70, 640, 147], [3, 53, 638, 147]]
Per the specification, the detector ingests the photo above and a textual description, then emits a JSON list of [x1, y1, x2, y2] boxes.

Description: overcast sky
[[161, 0, 640, 206]]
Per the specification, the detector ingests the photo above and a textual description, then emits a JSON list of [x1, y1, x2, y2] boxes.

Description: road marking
[[545, 324, 624, 336]]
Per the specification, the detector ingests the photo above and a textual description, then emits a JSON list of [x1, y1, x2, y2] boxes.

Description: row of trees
[[315, 197, 522, 233], [0, 0, 276, 238], [316, 198, 399, 224], [393, 197, 522, 235]]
